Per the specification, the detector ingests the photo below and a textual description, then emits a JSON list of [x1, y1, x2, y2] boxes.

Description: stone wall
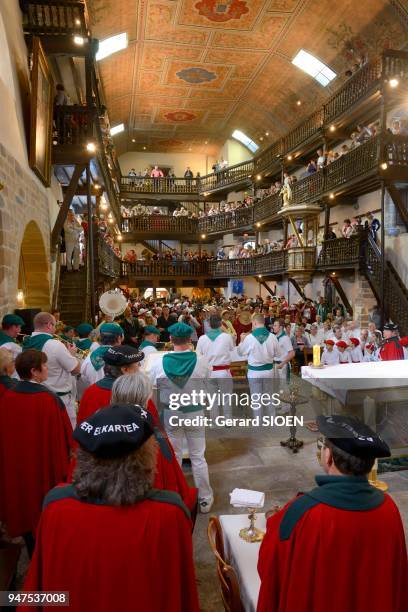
[[0, 142, 51, 316]]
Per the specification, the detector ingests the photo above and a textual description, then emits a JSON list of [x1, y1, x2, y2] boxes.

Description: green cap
[[2, 314, 25, 328], [168, 322, 193, 339], [144, 325, 160, 336], [64, 326, 74, 333], [100, 322, 124, 337], [76, 323, 94, 336]]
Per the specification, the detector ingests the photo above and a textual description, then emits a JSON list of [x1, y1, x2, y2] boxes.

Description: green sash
[[279, 475, 384, 541], [139, 340, 157, 350], [22, 333, 53, 352], [43, 484, 191, 520], [163, 351, 197, 388], [90, 346, 110, 371], [206, 329, 222, 341], [0, 331, 15, 346], [76, 338, 92, 351], [252, 327, 270, 344], [248, 363, 273, 371]]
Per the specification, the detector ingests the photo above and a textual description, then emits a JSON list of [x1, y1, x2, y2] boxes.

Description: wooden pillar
[[380, 180, 386, 328], [324, 204, 330, 239], [86, 163, 96, 324]]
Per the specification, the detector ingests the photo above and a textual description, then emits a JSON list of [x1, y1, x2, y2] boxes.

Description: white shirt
[[146, 350, 212, 410], [322, 349, 340, 366], [275, 333, 293, 362], [308, 331, 324, 346], [140, 344, 158, 369], [350, 346, 364, 362], [31, 332, 78, 393], [338, 351, 352, 364], [0, 339, 22, 360], [80, 354, 104, 388], [196, 332, 234, 367], [236, 331, 279, 370]]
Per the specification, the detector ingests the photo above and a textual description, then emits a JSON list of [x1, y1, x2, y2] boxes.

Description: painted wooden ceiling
[[87, 0, 407, 155]]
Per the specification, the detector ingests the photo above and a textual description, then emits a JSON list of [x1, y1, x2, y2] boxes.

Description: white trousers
[[61, 392, 76, 429], [65, 241, 80, 270], [164, 409, 213, 502]]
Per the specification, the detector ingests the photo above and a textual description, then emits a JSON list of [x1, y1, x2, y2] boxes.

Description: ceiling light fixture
[[287, 155, 293, 161], [96, 32, 128, 61], [292, 49, 336, 87], [381, 162, 388, 170], [389, 78, 399, 88], [73, 36, 84, 45], [329, 125, 336, 132], [201, 234, 206, 239], [260, 136, 264, 141], [75, 18, 81, 26], [296, 100, 302, 106], [110, 123, 125, 136], [256, 174, 262, 180], [132, 138, 136, 143], [329, 193, 335, 200], [265, 131, 269, 136], [256, 222, 261, 228], [143, 146, 146, 150], [86, 142, 96, 153]]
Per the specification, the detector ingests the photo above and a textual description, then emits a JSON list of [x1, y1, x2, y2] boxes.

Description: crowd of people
[[0, 289, 406, 609]]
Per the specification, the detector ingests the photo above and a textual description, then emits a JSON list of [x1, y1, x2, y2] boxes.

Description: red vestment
[[379, 337, 404, 361], [0, 374, 16, 399], [0, 381, 72, 537], [72, 377, 197, 512], [233, 320, 252, 343], [257, 490, 408, 612], [20, 485, 199, 612]]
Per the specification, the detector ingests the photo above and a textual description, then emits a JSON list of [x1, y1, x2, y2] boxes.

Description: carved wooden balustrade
[[120, 176, 199, 195], [198, 160, 254, 194], [317, 235, 363, 269], [53, 105, 95, 146], [283, 109, 324, 153], [22, 0, 87, 36], [382, 134, 408, 168], [198, 207, 254, 234], [121, 251, 289, 279], [325, 136, 379, 191], [122, 215, 198, 235], [253, 192, 281, 222], [96, 234, 121, 278], [253, 140, 282, 175]]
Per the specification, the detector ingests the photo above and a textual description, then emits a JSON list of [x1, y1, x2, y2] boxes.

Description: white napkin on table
[[230, 488, 265, 509]]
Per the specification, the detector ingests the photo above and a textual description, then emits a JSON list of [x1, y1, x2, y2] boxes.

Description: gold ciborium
[[239, 508, 265, 543]]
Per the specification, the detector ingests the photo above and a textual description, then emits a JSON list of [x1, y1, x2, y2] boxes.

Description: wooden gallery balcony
[[120, 177, 200, 201], [52, 105, 97, 165]]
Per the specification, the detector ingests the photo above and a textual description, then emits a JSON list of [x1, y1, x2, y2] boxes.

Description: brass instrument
[[17, 333, 89, 359]]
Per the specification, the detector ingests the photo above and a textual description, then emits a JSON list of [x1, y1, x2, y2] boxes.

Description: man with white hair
[[22, 312, 80, 427]]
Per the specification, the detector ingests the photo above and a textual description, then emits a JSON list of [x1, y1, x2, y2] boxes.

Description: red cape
[[72, 379, 197, 512], [233, 320, 252, 343], [0, 381, 72, 537], [20, 486, 199, 612], [379, 338, 404, 361], [257, 493, 408, 612]]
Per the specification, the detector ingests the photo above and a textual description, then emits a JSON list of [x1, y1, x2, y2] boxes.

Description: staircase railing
[[96, 233, 121, 278], [318, 234, 364, 268]]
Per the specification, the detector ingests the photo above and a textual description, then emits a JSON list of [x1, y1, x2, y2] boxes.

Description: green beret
[[100, 322, 124, 337], [2, 314, 25, 328], [76, 323, 94, 336], [64, 326, 74, 333], [168, 322, 193, 338], [144, 325, 161, 336]]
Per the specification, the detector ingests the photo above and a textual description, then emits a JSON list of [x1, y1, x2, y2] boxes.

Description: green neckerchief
[[206, 329, 222, 341], [139, 340, 157, 350], [43, 484, 191, 521], [90, 345, 110, 371], [252, 327, 270, 344], [22, 333, 53, 352], [276, 330, 286, 340], [76, 338, 92, 350], [0, 331, 15, 346], [163, 351, 197, 388], [279, 475, 384, 541], [95, 376, 115, 390]]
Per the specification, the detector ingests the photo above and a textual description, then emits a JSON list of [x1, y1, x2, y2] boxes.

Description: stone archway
[[18, 221, 50, 309]]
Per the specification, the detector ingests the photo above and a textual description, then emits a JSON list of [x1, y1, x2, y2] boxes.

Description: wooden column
[[86, 163, 96, 324], [324, 204, 330, 239]]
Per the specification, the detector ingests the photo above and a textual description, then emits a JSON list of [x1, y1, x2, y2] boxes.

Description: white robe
[[196, 332, 234, 378]]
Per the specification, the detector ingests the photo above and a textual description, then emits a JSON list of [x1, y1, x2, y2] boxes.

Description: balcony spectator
[[128, 168, 137, 185], [285, 234, 299, 249], [342, 219, 353, 239], [366, 212, 381, 242], [306, 160, 317, 174], [54, 83, 68, 106], [356, 124, 372, 144], [339, 144, 350, 156], [316, 148, 326, 169], [326, 150, 336, 164], [64, 210, 82, 272]]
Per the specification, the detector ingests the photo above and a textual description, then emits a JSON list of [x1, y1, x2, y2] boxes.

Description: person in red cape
[[20, 404, 199, 612], [379, 322, 405, 361], [257, 415, 408, 612], [0, 347, 17, 399], [74, 345, 197, 513], [233, 309, 252, 343], [0, 350, 72, 555]]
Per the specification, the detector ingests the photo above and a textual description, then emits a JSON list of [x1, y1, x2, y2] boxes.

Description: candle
[[313, 345, 321, 367]]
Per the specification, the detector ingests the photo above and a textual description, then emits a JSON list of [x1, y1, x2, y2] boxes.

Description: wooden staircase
[[58, 267, 88, 326]]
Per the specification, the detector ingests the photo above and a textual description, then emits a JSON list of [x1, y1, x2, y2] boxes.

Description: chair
[[207, 516, 244, 612]]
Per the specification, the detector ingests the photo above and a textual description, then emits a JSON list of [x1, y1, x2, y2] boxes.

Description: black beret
[[383, 322, 398, 331], [317, 415, 391, 458], [73, 404, 154, 458], [103, 345, 144, 366]]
